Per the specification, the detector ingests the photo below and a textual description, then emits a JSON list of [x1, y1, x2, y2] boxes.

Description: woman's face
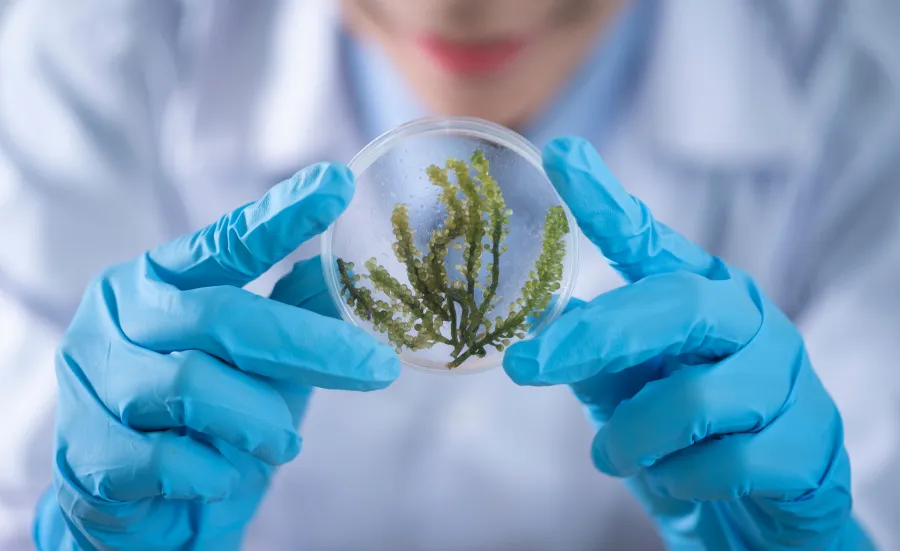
[[340, 0, 629, 128]]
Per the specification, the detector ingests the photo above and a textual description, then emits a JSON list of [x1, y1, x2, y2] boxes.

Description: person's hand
[[504, 138, 875, 550], [40, 164, 401, 551]]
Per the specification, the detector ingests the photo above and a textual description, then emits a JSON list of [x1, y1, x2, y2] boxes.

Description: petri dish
[[321, 116, 580, 374]]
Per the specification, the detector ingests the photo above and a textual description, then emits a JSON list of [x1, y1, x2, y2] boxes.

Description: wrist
[[651, 503, 878, 551], [33, 486, 82, 550], [830, 517, 877, 551]]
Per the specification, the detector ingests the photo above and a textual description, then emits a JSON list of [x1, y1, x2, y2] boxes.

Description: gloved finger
[[639, 325, 843, 503], [267, 256, 341, 424], [270, 255, 340, 317], [590, 356, 794, 477], [523, 296, 661, 423], [105, 347, 302, 466], [146, 163, 354, 291], [504, 271, 761, 386], [561, 296, 587, 315], [590, 300, 801, 476], [643, 394, 845, 503], [263, 378, 315, 428], [57, 427, 240, 503], [108, 432, 240, 502], [570, 357, 665, 424], [118, 282, 400, 391], [55, 352, 242, 502], [542, 137, 727, 283]]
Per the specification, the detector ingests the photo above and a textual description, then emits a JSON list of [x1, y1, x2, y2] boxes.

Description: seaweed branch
[[337, 149, 569, 368]]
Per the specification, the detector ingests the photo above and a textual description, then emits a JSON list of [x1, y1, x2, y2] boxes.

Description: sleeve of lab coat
[[789, 103, 900, 548], [0, 1, 182, 548]]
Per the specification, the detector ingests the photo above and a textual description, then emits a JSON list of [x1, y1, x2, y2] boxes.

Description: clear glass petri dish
[[321, 116, 580, 374]]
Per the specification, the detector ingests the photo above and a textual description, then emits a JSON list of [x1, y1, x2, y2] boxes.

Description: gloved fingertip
[[276, 161, 356, 233], [189, 463, 241, 504], [543, 136, 603, 183], [590, 435, 619, 477], [641, 471, 678, 501], [279, 432, 303, 464], [502, 343, 543, 386], [292, 162, 355, 194], [156, 434, 241, 502], [255, 429, 303, 466], [270, 255, 340, 316], [355, 344, 402, 391], [543, 135, 593, 163], [541, 135, 633, 217], [562, 296, 588, 315]]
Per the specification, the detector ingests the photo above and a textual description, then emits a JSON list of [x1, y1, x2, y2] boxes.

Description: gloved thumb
[[270, 256, 341, 319], [542, 137, 723, 284], [147, 163, 354, 291]]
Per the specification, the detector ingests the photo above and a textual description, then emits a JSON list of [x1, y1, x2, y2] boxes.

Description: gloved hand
[[504, 137, 876, 550], [34, 164, 401, 551]]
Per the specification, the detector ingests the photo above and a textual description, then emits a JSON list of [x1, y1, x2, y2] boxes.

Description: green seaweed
[[338, 150, 569, 368]]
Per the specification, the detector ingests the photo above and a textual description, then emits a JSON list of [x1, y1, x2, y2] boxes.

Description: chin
[[401, 55, 536, 128], [421, 84, 527, 128], [429, 97, 523, 128]]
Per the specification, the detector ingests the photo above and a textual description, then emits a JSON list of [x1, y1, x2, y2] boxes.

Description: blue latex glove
[[504, 137, 876, 550], [34, 164, 401, 551]]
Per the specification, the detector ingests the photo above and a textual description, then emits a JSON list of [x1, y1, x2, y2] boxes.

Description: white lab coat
[[1, 0, 899, 549]]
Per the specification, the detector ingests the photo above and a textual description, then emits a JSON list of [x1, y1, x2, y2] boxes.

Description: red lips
[[415, 34, 529, 76]]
